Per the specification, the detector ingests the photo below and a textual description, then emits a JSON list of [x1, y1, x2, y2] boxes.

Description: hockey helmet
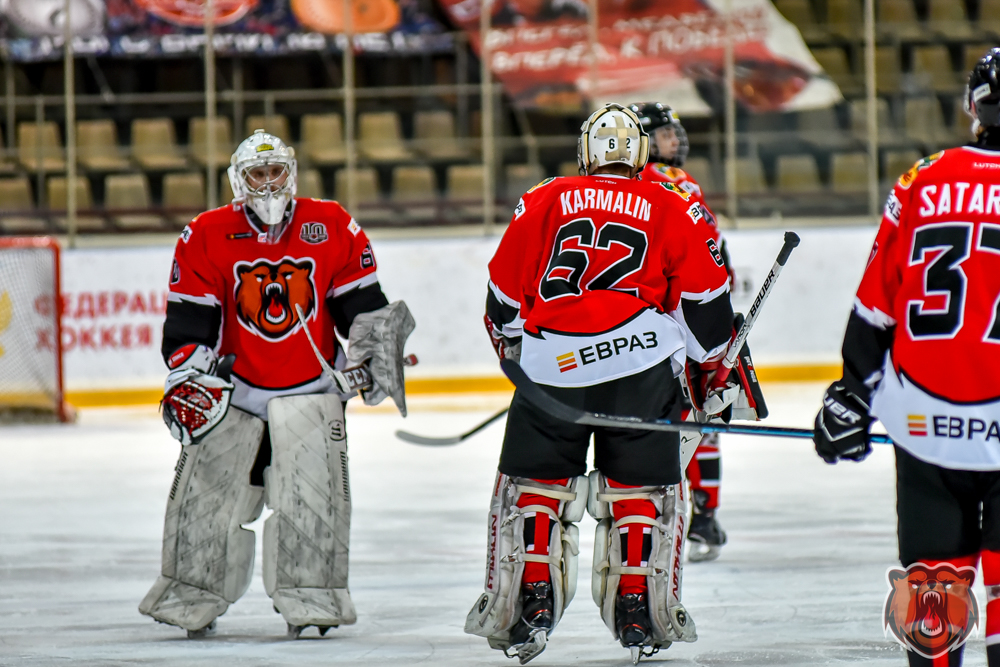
[[228, 129, 298, 241], [628, 102, 689, 167], [965, 48, 1000, 135], [577, 103, 649, 177]]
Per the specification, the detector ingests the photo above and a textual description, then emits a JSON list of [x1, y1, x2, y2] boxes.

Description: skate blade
[[503, 628, 548, 665], [688, 543, 722, 562], [186, 620, 216, 639], [287, 623, 338, 639], [628, 644, 658, 664]]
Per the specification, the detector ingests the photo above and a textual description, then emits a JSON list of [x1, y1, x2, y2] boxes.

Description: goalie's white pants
[[465, 474, 588, 651], [589, 471, 697, 648], [139, 394, 355, 631]]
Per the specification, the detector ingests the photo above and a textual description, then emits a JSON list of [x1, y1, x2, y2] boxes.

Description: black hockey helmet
[[628, 102, 689, 167], [965, 48, 1000, 133]]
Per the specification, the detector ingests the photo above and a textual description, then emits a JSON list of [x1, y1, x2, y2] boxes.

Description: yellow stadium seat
[[104, 173, 163, 229], [358, 112, 414, 162], [189, 117, 234, 167], [46, 176, 105, 231], [776, 154, 821, 193], [131, 118, 187, 171], [300, 114, 347, 165], [77, 120, 130, 171], [17, 121, 65, 172]]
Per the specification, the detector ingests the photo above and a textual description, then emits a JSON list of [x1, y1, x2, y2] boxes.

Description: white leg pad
[[465, 473, 588, 650], [139, 407, 266, 631], [588, 471, 697, 648], [263, 394, 356, 627]]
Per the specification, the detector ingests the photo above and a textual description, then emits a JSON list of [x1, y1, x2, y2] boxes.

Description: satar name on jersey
[[559, 188, 652, 221], [917, 182, 1000, 217]]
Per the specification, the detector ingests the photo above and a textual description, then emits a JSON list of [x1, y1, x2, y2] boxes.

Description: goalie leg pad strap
[[139, 407, 266, 630], [263, 393, 356, 627], [464, 473, 588, 648], [588, 471, 697, 646]]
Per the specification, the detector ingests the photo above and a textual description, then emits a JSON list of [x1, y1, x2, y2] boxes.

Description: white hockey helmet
[[228, 129, 298, 237], [577, 103, 649, 177]]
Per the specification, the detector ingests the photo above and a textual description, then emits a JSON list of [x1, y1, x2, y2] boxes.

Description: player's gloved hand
[[483, 314, 521, 362], [813, 382, 873, 464], [161, 344, 234, 447], [688, 357, 740, 422]]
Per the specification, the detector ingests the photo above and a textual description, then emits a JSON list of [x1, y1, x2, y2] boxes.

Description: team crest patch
[[300, 222, 328, 244], [883, 562, 978, 659], [655, 164, 683, 180], [527, 177, 556, 193], [659, 182, 691, 201], [256, 143, 274, 152], [898, 152, 944, 189], [233, 257, 316, 341]]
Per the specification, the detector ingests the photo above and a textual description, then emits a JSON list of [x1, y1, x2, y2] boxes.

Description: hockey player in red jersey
[[139, 129, 414, 638], [465, 103, 745, 664], [814, 49, 1000, 666], [631, 101, 732, 562]]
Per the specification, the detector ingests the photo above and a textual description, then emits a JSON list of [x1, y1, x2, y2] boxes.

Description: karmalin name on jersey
[[556, 331, 659, 373], [908, 414, 1000, 441], [559, 188, 652, 221]]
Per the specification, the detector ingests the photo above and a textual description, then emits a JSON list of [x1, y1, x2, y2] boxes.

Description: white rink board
[[57, 226, 877, 391]]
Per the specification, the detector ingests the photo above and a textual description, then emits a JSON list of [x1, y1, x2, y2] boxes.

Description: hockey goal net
[[0, 237, 69, 422]]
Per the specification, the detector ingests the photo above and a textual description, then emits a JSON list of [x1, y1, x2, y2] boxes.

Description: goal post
[[0, 237, 70, 422]]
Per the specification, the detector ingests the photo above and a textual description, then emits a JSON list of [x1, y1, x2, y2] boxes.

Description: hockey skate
[[688, 508, 727, 562], [616, 593, 662, 665], [186, 620, 217, 639], [504, 582, 554, 665], [285, 620, 337, 639]]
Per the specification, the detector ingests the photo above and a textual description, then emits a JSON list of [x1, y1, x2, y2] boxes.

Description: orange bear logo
[[233, 258, 315, 340], [883, 563, 978, 659]]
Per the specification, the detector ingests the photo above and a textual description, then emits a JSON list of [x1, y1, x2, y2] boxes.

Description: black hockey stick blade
[[394, 407, 510, 446], [500, 359, 892, 444]]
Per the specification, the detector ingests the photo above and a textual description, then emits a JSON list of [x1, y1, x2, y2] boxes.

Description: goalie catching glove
[[813, 382, 873, 464], [161, 344, 234, 446], [346, 301, 416, 416]]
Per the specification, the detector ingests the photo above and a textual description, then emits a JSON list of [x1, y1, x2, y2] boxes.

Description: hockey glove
[[813, 382, 873, 464], [161, 344, 234, 447], [685, 357, 739, 422], [483, 313, 522, 362]]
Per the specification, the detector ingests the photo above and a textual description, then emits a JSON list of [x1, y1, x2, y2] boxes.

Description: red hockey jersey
[[165, 198, 383, 418], [852, 146, 1000, 468], [487, 174, 733, 387]]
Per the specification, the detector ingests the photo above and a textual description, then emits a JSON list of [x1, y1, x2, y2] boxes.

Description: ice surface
[[0, 384, 987, 666]]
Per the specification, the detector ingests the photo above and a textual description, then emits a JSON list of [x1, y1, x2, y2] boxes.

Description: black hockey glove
[[813, 382, 873, 464]]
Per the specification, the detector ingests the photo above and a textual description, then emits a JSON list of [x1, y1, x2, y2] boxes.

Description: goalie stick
[[295, 304, 417, 394], [394, 407, 510, 446], [716, 231, 799, 385], [500, 358, 892, 444]]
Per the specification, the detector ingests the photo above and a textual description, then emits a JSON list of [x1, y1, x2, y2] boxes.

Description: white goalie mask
[[577, 103, 649, 178], [228, 129, 298, 243]]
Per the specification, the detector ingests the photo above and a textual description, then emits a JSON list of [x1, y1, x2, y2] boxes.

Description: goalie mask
[[629, 102, 689, 168], [577, 103, 649, 178], [965, 48, 1000, 136], [229, 129, 298, 243]]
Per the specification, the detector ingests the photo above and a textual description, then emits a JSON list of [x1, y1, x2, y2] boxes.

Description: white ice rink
[[0, 383, 988, 666]]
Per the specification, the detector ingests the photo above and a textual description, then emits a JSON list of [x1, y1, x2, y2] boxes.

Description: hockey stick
[[394, 407, 510, 446], [295, 304, 416, 394], [500, 358, 892, 443], [716, 231, 800, 385]]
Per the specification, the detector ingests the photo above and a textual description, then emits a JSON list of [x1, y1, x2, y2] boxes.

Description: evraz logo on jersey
[[906, 414, 1000, 441], [554, 331, 660, 374], [233, 256, 317, 341]]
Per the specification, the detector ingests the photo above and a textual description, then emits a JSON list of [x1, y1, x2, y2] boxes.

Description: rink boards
[[48, 226, 874, 406]]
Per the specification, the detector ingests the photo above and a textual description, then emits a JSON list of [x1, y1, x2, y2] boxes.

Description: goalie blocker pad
[[346, 300, 415, 416], [684, 312, 768, 421], [263, 393, 356, 628], [465, 474, 588, 650], [588, 471, 697, 648], [139, 406, 266, 631]]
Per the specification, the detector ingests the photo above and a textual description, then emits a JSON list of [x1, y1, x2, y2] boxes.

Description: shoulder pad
[[658, 181, 692, 201], [897, 151, 945, 189]]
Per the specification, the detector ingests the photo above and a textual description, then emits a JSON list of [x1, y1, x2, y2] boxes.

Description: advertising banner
[[0, 0, 451, 61], [438, 0, 841, 114]]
